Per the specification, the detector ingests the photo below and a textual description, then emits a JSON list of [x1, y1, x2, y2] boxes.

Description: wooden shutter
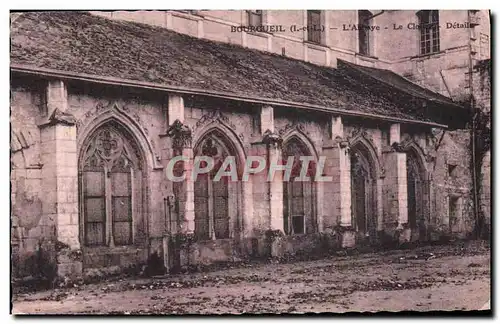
[[111, 171, 132, 245], [290, 181, 305, 234], [194, 173, 210, 240], [213, 176, 229, 239], [83, 171, 106, 246]]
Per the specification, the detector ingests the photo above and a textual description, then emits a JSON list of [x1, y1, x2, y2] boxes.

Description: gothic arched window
[[350, 146, 376, 239], [282, 138, 316, 235], [80, 124, 143, 247], [194, 132, 239, 240]]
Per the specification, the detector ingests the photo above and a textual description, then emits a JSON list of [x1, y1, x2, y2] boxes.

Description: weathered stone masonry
[[10, 11, 479, 280], [11, 76, 472, 279]]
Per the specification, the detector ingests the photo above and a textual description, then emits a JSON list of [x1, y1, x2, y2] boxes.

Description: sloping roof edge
[[337, 59, 465, 110], [10, 63, 449, 129]]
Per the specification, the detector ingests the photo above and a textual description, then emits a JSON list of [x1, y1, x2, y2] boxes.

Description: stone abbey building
[[10, 10, 490, 280]]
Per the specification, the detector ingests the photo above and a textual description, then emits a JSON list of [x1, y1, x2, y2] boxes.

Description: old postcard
[[10, 9, 491, 315]]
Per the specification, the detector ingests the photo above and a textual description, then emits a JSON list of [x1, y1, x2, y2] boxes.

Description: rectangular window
[[307, 10, 322, 44], [247, 10, 263, 27], [358, 10, 372, 56], [448, 196, 459, 228], [418, 10, 440, 55], [39, 84, 48, 116], [447, 164, 457, 178]]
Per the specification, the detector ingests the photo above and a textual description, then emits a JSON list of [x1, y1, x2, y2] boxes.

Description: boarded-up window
[[213, 176, 229, 238], [80, 126, 142, 247], [194, 173, 210, 240], [83, 171, 105, 246], [111, 171, 132, 245], [290, 181, 305, 234]]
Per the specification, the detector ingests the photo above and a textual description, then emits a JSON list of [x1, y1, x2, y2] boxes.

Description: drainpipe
[[467, 10, 480, 238]]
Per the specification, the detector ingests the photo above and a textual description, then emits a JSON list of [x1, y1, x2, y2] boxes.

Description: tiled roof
[[10, 11, 466, 125], [337, 59, 457, 107]]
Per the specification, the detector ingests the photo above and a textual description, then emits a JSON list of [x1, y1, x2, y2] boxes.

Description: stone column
[[260, 106, 285, 258], [383, 124, 409, 244], [40, 80, 82, 279], [165, 95, 194, 234], [322, 116, 353, 247], [248, 141, 268, 256], [265, 133, 285, 258], [259, 106, 283, 232], [267, 138, 284, 232], [164, 94, 194, 269], [182, 146, 195, 234]]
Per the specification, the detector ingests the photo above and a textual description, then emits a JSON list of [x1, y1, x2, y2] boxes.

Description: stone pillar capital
[[333, 136, 349, 149], [166, 119, 192, 153], [262, 129, 283, 149]]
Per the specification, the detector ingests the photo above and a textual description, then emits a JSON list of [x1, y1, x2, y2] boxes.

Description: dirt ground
[[11, 241, 491, 314]]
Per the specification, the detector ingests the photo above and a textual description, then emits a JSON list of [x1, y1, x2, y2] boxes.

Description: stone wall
[[432, 129, 474, 239], [472, 60, 491, 234], [11, 74, 477, 278], [11, 77, 57, 280], [480, 151, 491, 229], [11, 10, 491, 279]]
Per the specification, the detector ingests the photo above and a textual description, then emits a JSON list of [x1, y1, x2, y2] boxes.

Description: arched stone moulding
[[77, 102, 163, 170]]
